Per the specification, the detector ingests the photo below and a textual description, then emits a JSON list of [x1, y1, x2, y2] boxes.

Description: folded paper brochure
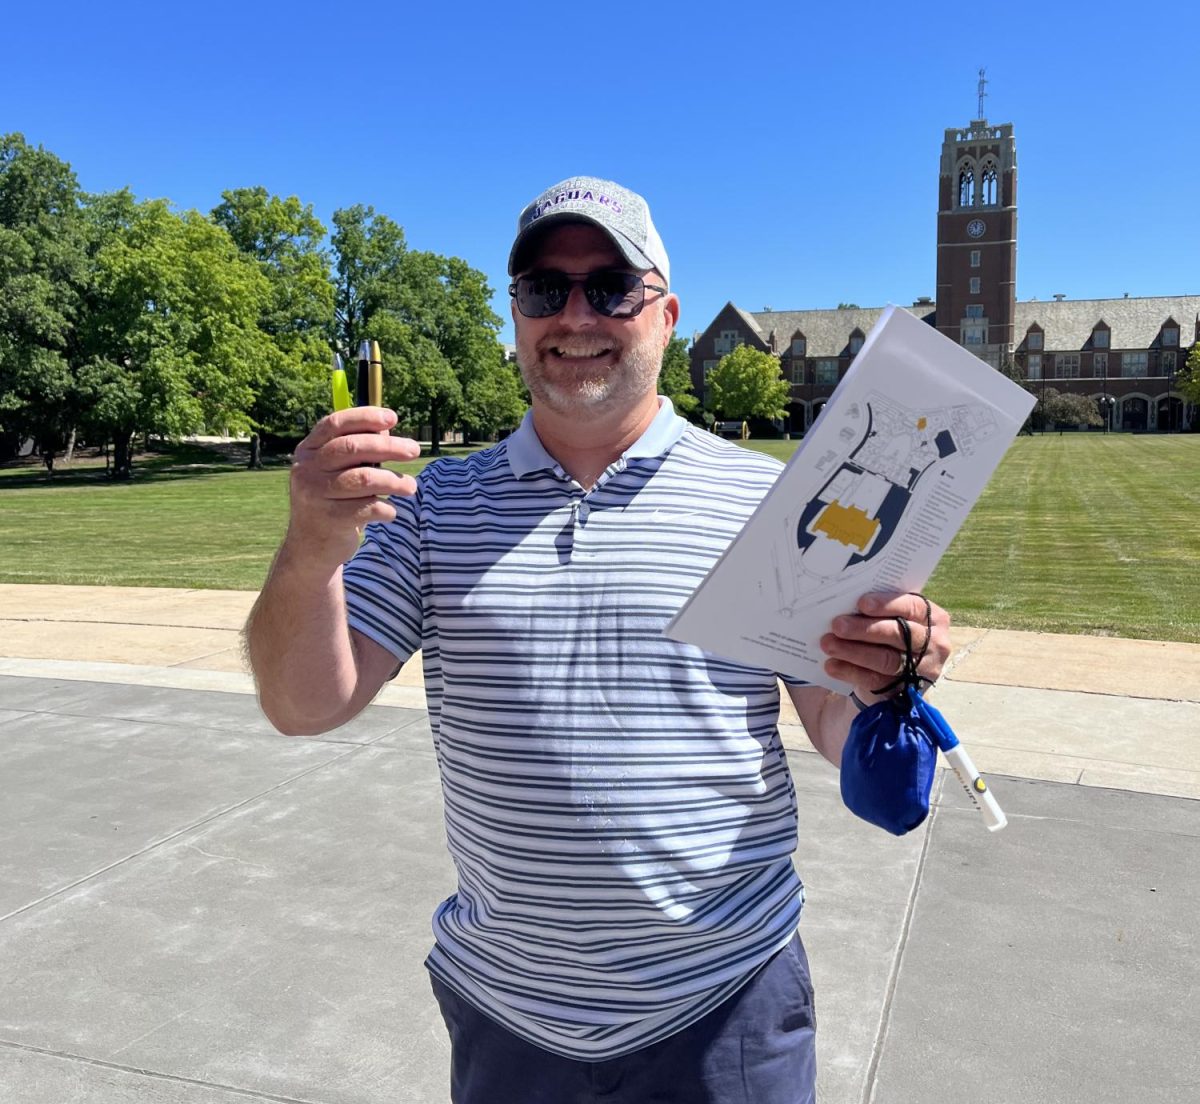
[[665, 305, 1036, 693]]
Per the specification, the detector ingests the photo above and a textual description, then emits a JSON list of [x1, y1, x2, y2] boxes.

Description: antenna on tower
[[977, 67, 988, 120]]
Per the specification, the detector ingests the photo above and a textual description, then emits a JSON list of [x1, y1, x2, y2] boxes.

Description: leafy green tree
[[461, 345, 527, 438], [401, 251, 513, 447], [1033, 387, 1102, 432], [1179, 342, 1200, 409], [79, 199, 272, 478], [211, 187, 334, 463], [658, 334, 699, 416], [707, 345, 789, 424], [369, 311, 462, 447], [836, 302, 861, 310], [330, 214, 517, 452], [330, 204, 405, 361], [0, 133, 89, 471], [1053, 391, 1103, 428]]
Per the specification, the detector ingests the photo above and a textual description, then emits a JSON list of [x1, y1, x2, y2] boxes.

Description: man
[[246, 176, 951, 1103]]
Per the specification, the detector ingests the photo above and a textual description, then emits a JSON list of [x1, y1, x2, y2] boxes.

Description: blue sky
[[6, 1, 1198, 344]]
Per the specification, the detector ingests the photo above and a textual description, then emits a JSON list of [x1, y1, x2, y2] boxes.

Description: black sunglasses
[[509, 270, 668, 319]]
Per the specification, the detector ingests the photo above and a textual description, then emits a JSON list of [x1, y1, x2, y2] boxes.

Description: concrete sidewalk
[[4, 584, 1199, 799], [1, 585, 1199, 1103]]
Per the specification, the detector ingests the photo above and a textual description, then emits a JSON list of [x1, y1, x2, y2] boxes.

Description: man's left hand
[[819, 592, 952, 704]]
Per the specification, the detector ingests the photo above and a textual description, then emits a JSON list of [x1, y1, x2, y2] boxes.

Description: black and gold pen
[[356, 340, 372, 407]]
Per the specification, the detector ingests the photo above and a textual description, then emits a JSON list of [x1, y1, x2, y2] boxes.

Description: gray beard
[[516, 320, 665, 419]]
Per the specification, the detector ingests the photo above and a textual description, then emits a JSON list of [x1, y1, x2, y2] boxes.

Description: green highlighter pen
[[331, 353, 352, 412]]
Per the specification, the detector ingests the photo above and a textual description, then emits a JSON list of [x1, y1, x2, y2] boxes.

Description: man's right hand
[[284, 407, 421, 572]]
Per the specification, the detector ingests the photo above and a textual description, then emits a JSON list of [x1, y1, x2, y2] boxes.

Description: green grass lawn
[[0, 443, 475, 592], [2, 434, 1197, 642]]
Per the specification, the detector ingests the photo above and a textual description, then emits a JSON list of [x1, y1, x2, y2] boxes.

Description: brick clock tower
[[935, 73, 1017, 366]]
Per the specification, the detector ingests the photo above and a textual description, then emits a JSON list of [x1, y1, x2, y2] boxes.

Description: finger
[[828, 612, 903, 645], [856, 591, 944, 624], [318, 467, 416, 500], [311, 432, 421, 471], [822, 658, 905, 700], [302, 407, 399, 451], [322, 497, 400, 527], [820, 634, 904, 678]]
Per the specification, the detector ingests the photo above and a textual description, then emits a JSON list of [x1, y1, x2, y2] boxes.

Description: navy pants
[[430, 933, 817, 1104]]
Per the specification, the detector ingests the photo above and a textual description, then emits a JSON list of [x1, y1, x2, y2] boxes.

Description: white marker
[[942, 743, 1007, 832], [908, 687, 1007, 833]]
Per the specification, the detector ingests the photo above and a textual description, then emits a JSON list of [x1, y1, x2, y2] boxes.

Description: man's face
[[512, 223, 679, 419]]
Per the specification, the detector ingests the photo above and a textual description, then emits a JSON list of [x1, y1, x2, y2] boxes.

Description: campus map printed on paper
[[772, 393, 999, 619], [666, 306, 1035, 692]]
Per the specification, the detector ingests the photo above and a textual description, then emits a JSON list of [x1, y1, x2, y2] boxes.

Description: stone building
[[689, 111, 1198, 433]]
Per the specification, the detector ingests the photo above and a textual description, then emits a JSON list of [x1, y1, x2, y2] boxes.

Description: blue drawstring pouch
[[840, 688, 939, 836], [839, 604, 949, 836]]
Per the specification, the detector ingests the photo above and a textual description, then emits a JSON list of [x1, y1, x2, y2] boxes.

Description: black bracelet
[[849, 691, 870, 712]]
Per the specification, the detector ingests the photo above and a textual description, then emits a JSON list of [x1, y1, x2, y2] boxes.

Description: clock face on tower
[[967, 218, 986, 239]]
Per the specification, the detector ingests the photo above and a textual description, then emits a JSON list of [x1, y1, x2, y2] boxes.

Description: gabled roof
[[729, 304, 767, 341], [1013, 295, 1200, 350], [747, 305, 935, 357]]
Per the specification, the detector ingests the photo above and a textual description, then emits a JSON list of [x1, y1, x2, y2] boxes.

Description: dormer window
[[714, 329, 740, 355], [848, 330, 864, 355], [1027, 330, 1043, 351], [1092, 325, 1109, 349], [1162, 325, 1179, 347], [791, 335, 806, 357]]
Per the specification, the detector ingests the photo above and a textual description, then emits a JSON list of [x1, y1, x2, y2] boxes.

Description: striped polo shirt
[[343, 398, 806, 1060]]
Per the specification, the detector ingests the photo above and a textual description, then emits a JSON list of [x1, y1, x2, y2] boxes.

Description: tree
[[330, 204, 405, 362], [836, 302, 861, 310], [1179, 342, 1200, 411], [79, 199, 272, 478], [706, 345, 790, 424], [461, 345, 526, 438], [211, 187, 335, 464], [330, 213, 517, 453], [1033, 387, 1103, 432], [0, 133, 89, 471], [1053, 391, 1103, 428], [658, 334, 699, 416], [998, 357, 1036, 434], [400, 251, 511, 448], [370, 311, 462, 450]]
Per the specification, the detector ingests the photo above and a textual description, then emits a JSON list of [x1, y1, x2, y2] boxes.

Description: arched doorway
[[1121, 396, 1148, 432], [1157, 396, 1184, 432]]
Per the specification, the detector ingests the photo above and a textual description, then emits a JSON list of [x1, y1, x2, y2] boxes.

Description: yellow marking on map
[[917, 417, 927, 430], [813, 501, 881, 550]]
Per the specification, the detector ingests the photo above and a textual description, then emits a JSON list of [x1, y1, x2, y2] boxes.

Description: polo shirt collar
[[506, 396, 687, 479]]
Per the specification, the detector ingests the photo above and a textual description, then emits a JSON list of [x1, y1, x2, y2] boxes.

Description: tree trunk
[[64, 426, 77, 462], [111, 429, 134, 480], [247, 433, 264, 470], [429, 401, 442, 456]]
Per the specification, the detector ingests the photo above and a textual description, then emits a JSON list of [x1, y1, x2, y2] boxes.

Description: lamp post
[[807, 361, 814, 436], [1165, 358, 1175, 433], [1099, 362, 1113, 434]]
